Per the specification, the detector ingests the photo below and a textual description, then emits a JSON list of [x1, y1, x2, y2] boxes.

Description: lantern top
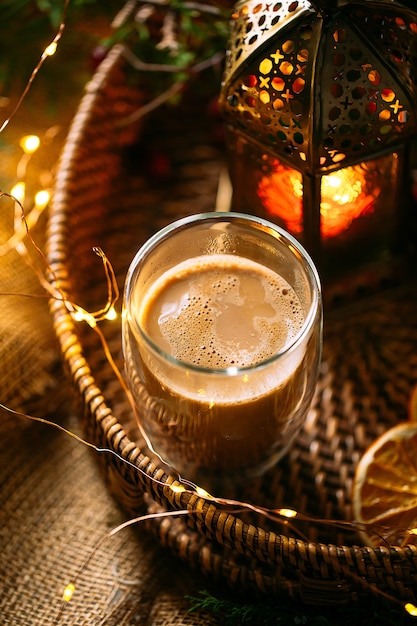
[[219, 0, 417, 174]]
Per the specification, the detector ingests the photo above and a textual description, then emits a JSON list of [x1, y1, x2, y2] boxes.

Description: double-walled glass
[[123, 213, 322, 492]]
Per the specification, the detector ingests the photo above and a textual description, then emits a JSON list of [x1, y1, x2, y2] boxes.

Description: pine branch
[[186, 590, 417, 626]]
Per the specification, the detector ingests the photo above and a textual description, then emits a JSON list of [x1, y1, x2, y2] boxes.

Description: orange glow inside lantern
[[219, 0, 417, 296], [257, 161, 379, 239], [224, 131, 405, 286]]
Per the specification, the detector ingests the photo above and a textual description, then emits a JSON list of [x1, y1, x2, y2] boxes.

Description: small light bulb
[[405, 602, 417, 617], [20, 134, 40, 154], [62, 583, 75, 602], [34, 189, 50, 209], [170, 484, 186, 494], [276, 508, 297, 518], [104, 306, 117, 321], [72, 309, 97, 328], [11, 182, 26, 203], [195, 486, 212, 498], [44, 42, 57, 57]]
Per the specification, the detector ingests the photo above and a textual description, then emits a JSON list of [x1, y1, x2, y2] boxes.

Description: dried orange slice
[[352, 421, 417, 547]]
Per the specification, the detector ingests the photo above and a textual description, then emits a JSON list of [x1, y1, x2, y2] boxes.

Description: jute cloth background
[[0, 405, 223, 626], [0, 209, 60, 409]]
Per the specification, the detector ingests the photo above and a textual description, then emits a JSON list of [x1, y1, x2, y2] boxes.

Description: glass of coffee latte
[[123, 213, 322, 493]]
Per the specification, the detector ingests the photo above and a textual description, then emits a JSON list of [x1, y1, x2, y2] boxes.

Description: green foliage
[[1, 0, 105, 26], [187, 590, 417, 626], [0, 0, 230, 110], [187, 591, 331, 626], [96, 0, 231, 112], [0, 0, 119, 93], [106, 0, 230, 68]]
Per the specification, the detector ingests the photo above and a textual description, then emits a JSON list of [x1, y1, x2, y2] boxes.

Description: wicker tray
[[47, 44, 417, 608]]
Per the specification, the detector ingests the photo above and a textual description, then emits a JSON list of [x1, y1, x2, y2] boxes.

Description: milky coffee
[[127, 253, 318, 485]]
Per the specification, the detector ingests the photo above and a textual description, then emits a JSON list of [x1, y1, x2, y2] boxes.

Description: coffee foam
[[136, 254, 305, 371]]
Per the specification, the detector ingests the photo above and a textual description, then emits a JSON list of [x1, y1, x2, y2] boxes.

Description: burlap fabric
[[0, 206, 61, 410], [0, 407, 225, 626]]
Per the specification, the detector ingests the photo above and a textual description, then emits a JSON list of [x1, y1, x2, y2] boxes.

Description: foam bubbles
[[137, 255, 305, 370]]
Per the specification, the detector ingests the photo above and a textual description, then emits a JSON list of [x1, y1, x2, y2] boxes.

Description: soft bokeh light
[[10, 182, 26, 203], [20, 134, 40, 154], [34, 189, 50, 209]]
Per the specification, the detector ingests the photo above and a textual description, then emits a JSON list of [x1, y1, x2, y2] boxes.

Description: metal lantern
[[219, 0, 417, 290]]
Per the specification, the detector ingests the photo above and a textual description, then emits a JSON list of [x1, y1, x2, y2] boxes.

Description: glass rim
[[124, 212, 322, 376]]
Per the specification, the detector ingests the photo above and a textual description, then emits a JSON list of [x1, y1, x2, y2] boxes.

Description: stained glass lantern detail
[[219, 0, 417, 292]]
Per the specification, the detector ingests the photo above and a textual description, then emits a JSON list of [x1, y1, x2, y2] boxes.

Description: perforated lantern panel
[[219, 0, 417, 174]]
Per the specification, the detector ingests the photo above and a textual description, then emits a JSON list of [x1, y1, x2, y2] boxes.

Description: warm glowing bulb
[[258, 161, 376, 239], [72, 309, 97, 328], [44, 42, 57, 56], [321, 170, 362, 207], [34, 189, 50, 209], [405, 602, 417, 617], [104, 306, 117, 321], [20, 134, 40, 154], [62, 583, 75, 602], [276, 508, 297, 518], [327, 175, 342, 189], [11, 182, 26, 203], [195, 486, 212, 498], [170, 484, 186, 494], [72, 310, 84, 322]]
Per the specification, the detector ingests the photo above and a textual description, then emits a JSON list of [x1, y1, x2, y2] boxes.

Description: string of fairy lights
[[5, 135, 51, 252], [1, 0, 417, 622], [0, 0, 65, 262]]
